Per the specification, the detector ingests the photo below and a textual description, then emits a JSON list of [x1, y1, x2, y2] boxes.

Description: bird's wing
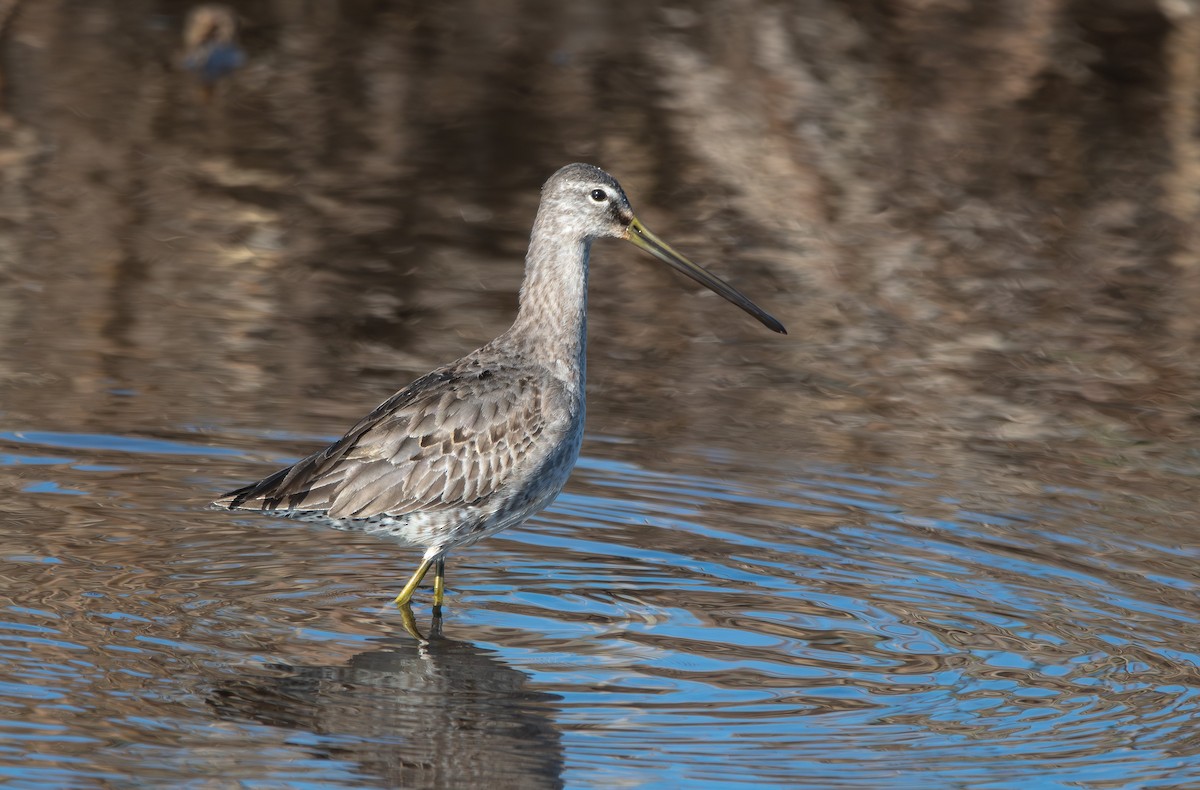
[[216, 364, 568, 520]]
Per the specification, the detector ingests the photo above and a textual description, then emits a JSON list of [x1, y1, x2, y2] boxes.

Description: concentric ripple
[[0, 430, 1196, 787]]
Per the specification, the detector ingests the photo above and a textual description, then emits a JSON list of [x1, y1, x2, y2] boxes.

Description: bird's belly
[[272, 507, 469, 549], [312, 485, 561, 555]]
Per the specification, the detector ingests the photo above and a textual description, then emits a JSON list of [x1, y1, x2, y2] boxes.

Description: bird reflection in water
[[207, 620, 564, 789]]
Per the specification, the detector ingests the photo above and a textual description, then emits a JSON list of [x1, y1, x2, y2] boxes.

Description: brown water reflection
[[2, 2, 1196, 482], [0, 1, 1198, 787]]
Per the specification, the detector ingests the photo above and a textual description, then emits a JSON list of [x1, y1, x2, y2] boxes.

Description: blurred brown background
[[0, 0, 1196, 490]]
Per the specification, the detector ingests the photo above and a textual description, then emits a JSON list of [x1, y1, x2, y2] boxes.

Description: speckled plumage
[[215, 163, 785, 610]]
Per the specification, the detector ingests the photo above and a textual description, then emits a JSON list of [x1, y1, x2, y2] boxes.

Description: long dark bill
[[625, 218, 787, 335]]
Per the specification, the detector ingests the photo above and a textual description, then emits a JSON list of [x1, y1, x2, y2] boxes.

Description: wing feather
[[216, 360, 570, 520]]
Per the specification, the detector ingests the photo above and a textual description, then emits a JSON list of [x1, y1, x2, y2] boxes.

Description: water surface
[[0, 2, 1198, 788]]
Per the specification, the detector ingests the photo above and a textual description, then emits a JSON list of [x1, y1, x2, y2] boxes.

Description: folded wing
[[216, 365, 558, 520]]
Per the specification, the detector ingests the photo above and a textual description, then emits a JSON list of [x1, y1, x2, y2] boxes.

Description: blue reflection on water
[[0, 428, 1197, 787]]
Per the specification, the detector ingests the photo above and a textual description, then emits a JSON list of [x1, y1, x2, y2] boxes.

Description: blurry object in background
[[0, 0, 24, 117], [181, 3, 244, 100]]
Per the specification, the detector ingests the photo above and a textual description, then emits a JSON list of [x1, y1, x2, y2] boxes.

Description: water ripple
[[0, 428, 1197, 786]]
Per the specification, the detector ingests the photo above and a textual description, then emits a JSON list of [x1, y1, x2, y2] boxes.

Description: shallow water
[[1, 2, 1200, 788], [0, 428, 1196, 788]]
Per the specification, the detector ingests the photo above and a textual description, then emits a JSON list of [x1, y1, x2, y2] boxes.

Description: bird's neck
[[509, 212, 590, 385]]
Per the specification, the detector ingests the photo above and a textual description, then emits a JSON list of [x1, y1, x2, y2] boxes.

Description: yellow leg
[[432, 557, 446, 610], [397, 602, 425, 641], [393, 557, 434, 607]]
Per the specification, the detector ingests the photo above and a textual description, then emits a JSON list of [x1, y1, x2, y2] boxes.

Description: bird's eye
[[590, 189, 608, 202]]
